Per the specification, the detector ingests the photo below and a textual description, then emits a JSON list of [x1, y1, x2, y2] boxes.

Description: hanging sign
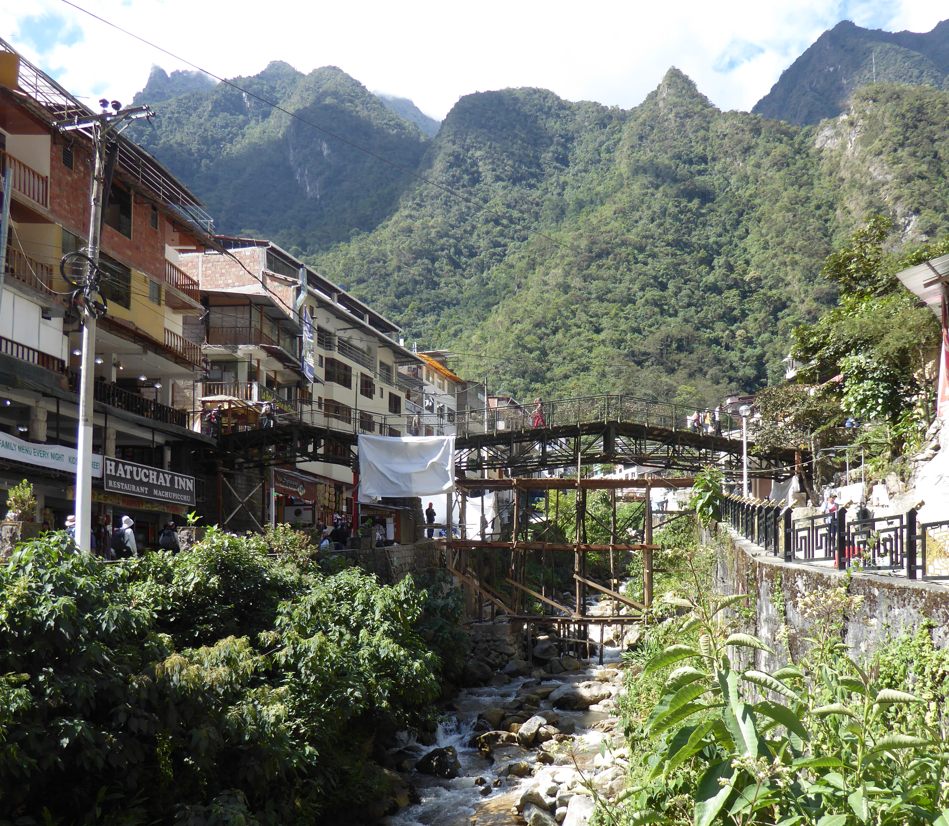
[[0, 432, 102, 477], [302, 307, 316, 383], [103, 457, 196, 506]]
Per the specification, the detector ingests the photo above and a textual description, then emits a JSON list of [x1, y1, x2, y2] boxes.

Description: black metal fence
[[723, 495, 943, 581]]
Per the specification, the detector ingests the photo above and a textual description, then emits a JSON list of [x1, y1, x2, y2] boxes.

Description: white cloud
[[1, 0, 946, 120]]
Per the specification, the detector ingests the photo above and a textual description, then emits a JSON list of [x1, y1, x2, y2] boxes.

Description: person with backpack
[[158, 521, 180, 553], [111, 515, 137, 558]]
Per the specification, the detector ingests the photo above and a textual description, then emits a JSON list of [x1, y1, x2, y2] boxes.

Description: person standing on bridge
[[714, 404, 723, 436], [703, 408, 712, 435], [689, 410, 700, 433], [531, 398, 546, 428], [425, 502, 436, 538]]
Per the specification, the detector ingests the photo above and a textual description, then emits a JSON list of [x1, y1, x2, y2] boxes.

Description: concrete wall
[[715, 527, 949, 673]]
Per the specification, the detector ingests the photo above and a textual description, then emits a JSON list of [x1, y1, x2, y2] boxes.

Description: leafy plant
[[689, 466, 724, 527], [4, 479, 36, 522]]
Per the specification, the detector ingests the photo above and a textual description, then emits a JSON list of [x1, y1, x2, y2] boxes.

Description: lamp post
[[739, 404, 751, 497]]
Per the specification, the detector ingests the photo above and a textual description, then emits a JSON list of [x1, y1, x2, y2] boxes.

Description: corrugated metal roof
[[896, 253, 949, 320]]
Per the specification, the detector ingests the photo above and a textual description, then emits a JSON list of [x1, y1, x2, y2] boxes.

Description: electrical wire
[[58, 0, 574, 254]]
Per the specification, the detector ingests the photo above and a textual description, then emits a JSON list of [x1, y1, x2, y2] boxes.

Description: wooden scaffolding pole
[[644, 482, 654, 608]]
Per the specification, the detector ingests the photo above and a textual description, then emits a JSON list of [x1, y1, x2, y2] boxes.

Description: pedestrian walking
[[531, 398, 546, 428]]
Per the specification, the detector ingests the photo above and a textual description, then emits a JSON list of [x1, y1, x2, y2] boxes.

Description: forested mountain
[[131, 53, 949, 405], [376, 93, 441, 137], [753, 19, 949, 125], [128, 62, 431, 253], [132, 65, 217, 105]]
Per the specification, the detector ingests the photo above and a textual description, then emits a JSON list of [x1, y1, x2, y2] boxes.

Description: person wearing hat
[[117, 515, 137, 557], [319, 528, 332, 551], [65, 514, 96, 553]]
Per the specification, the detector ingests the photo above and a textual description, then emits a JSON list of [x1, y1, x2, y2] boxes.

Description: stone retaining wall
[[715, 526, 949, 673]]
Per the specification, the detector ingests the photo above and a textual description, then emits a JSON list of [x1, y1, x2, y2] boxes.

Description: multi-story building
[[179, 237, 426, 535], [398, 349, 485, 436], [0, 40, 215, 543]]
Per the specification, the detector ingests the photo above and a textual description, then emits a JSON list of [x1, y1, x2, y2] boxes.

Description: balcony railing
[[0, 149, 49, 208], [4, 246, 53, 294], [207, 326, 278, 348], [337, 338, 375, 371], [0, 334, 64, 373], [164, 329, 202, 366], [201, 381, 298, 413], [66, 369, 187, 428], [163, 260, 199, 302]]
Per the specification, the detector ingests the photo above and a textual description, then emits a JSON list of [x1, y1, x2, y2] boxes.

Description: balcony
[[206, 325, 302, 371], [4, 245, 53, 295], [337, 337, 374, 371], [163, 260, 199, 306], [0, 333, 64, 372], [64, 369, 188, 428], [0, 149, 48, 208], [164, 329, 201, 367], [201, 381, 298, 414]]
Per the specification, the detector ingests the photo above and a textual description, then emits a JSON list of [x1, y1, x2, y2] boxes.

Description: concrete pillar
[[163, 444, 172, 470], [157, 380, 172, 407], [29, 407, 47, 442], [104, 427, 116, 457]]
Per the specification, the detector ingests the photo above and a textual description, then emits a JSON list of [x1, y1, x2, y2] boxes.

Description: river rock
[[516, 786, 549, 813], [479, 707, 506, 729], [537, 709, 559, 725], [506, 760, 533, 778], [555, 805, 568, 823], [536, 751, 555, 764], [536, 725, 558, 744], [517, 714, 548, 746], [549, 680, 611, 710], [358, 766, 415, 820], [524, 803, 558, 826], [415, 746, 461, 779], [560, 655, 580, 671], [463, 658, 494, 685], [562, 794, 596, 826], [547, 658, 566, 674], [473, 730, 518, 753], [533, 685, 558, 699], [502, 658, 531, 677], [489, 673, 511, 687], [533, 638, 560, 661], [592, 765, 625, 795]]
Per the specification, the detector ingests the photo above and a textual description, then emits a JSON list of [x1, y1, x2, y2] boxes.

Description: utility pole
[[54, 101, 152, 551]]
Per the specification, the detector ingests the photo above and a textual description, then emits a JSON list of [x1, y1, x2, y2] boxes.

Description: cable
[[59, 0, 574, 254]]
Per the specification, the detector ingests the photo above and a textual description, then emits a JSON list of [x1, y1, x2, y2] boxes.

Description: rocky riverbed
[[380, 614, 637, 826]]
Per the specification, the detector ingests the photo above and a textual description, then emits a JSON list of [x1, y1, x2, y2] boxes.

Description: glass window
[[388, 392, 401, 414], [325, 358, 352, 389], [148, 280, 161, 304], [360, 373, 375, 399], [104, 183, 132, 239], [98, 254, 131, 310]]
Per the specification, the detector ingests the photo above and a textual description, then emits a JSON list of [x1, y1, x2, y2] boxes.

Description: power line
[[59, 0, 574, 254]]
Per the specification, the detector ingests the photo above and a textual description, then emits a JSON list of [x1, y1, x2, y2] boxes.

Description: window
[[266, 251, 299, 279], [425, 369, 434, 384], [379, 362, 393, 385], [149, 206, 159, 230], [388, 392, 402, 415], [98, 254, 131, 310], [325, 401, 352, 424], [360, 373, 375, 400], [62, 143, 74, 170], [104, 183, 132, 238], [359, 411, 375, 432], [148, 280, 161, 305], [325, 358, 352, 389]]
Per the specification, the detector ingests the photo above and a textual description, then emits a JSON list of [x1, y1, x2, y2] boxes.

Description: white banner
[[358, 434, 455, 498], [0, 432, 102, 477]]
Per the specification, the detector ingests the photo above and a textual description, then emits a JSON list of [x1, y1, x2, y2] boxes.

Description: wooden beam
[[455, 477, 694, 491], [446, 565, 513, 615], [573, 574, 646, 612], [506, 577, 579, 618], [444, 540, 659, 552]]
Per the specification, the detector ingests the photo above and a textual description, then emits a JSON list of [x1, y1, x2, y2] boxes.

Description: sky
[[1, 0, 946, 121]]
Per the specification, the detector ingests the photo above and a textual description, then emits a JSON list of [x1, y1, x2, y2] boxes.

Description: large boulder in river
[[415, 746, 461, 779], [516, 714, 548, 747], [549, 680, 612, 710], [502, 658, 531, 677], [463, 658, 494, 685], [532, 638, 560, 661], [523, 803, 558, 826], [479, 707, 506, 729], [563, 794, 596, 826]]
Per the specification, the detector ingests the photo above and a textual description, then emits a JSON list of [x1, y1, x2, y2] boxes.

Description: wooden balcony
[[4, 246, 53, 295], [163, 259, 199, 307], [201, 381, 299, 414], [0, 334, 64, 373], [66, 369, 187, 428], [0, 149, 48, 208], [164, 329, 201, 367]]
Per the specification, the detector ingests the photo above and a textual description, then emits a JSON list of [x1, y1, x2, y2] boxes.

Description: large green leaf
[[873, 688, 921, 705], [754, 700, 810, 742], [773, 665, 805, 681], [695, 760, 734, 826], [837, 676, 867, 696], [718, 669, 761, 758], [866, 734, 931, 754], [815, 816, 849, 826], [710, 594, 751, 617], [723, 633, 775, 655], [644, 644, 700, 677], [848, 784, 869, 823], [741, 669, 801, 703], [624, 809, 667, 825], [651, 701, 715, 737], [664, 666, 708, 693], [655, 720, 716, 779], [812, 703, 858, 718]]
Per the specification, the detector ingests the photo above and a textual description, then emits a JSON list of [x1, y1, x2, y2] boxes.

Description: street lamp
[[739, 404, 752, 497]]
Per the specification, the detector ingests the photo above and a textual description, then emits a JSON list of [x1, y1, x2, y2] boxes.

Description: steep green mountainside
[[129, 60, 949, 405], [311, 73, 949, 402], [376, 93, 441, 137], [128, 62, 430, 253], [753, 19, 949, 126], [132, 65, 217, 105]]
